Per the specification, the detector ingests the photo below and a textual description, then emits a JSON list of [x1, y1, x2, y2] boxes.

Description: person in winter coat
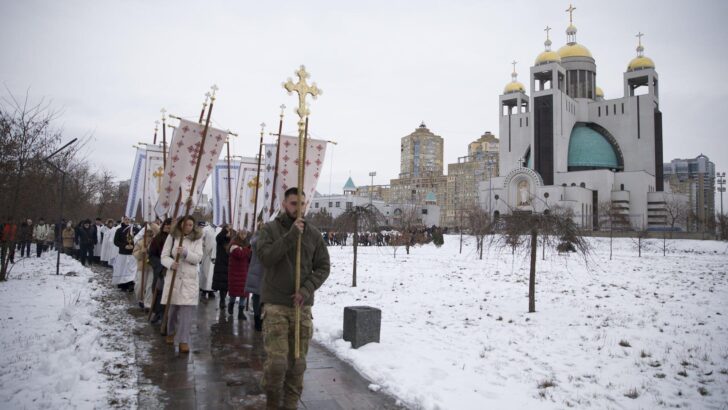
[[161, 216, 204, 353], [148, 218, 172, 324], [133, 228, 155, 309], [77, 219, 97, 266], [62, 221, 75, 255], [33, 218, 48, 257], [17, 219, 32, 258], [211, 225, 232, 310], [256, 187, 331, 409], [113, 218, 137, 291], [1, 217, 17, 264], [45, 221, 56, 252], [227, 230, 252, 320], [245, 226, 264, 331]]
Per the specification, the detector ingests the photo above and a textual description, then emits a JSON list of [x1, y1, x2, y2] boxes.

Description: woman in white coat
[[161, 216, 203, 353]]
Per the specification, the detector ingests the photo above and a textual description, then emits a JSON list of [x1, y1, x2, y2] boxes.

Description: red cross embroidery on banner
[[283, 155, 290, 162], [163, 201, 170, 207], [165, 186, 172, 193], [182, 125, 190, 133], [186, 175, 193, 182], [177, 141, 184, 148], [172, 155, 180, 162], [282, 169, 288, 176], [315, 159, 322, 166], [216, 134, 223, 141], [282, 184, 288, 190], [305, 160, 311, 166], [294, 159, 299, 166], [206, 164, 213, 171], [316, 144, 323, 151], [284, 140, 291, 147], [314, 172, 320, 178], [168, 171, 176, 178]]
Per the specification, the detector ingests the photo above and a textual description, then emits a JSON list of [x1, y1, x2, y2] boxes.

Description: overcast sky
[[2, 0, 727, 206]]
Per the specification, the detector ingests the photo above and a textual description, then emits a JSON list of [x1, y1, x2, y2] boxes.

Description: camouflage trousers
[[261, 304, 313, 409]]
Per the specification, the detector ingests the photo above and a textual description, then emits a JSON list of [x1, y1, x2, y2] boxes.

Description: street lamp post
[[368, 171, 376, 206], [44, 138, 78, 276], [718, 172, 726, 216]]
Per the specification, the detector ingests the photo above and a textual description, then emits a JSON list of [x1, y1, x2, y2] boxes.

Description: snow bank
[[0, 252, 130, 409], [313, 236, 728, 409]]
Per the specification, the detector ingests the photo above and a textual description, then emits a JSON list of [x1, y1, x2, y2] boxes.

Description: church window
[[613, 104, 617, 115], [580, 182, 586, 188], [598, 106, 601, 117], [526, 117, 529, 126], [315, 202, 319, 208], [335, 202, 340, 208], [519, 118, 522, 127], [620, 184, 624, 191], [605, 105, 609, 116], [346, 202, 352, 210], [621, 103, 624, 114], [329, 202, 333, 207], [571, 183, 576, 186]]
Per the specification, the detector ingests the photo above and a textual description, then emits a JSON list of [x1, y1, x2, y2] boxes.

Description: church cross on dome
[[566, 4, 576, 24]]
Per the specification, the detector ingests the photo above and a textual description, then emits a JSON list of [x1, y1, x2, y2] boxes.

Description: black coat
[[211, 229, 231, 291], [77, 225, 97, 248], [113, 224, 136, 255]]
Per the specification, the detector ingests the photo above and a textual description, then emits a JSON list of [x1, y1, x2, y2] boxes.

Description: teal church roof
[[425, 192, 437, 202], [568, 124, 620, 169], [343, 177, 357, 191]]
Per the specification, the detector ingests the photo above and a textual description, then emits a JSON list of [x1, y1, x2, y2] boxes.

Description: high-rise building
[[389, 123, 447, 219], [663, 154, 716, 230], [444, 132, 500, 228]]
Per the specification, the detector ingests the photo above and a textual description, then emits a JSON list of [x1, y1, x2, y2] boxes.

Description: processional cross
[[284, 65, 322, 132]]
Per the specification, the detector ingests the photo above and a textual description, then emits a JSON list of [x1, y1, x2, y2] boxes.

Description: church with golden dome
[[480, 4, 673, 230]]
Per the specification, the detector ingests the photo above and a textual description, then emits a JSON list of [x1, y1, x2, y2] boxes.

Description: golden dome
[[595, 87, 604, 98], [504, 81, 526, 94], [535, 50, 561, 65], [627, 56, 655, 71], [557, 43, 593, 59]]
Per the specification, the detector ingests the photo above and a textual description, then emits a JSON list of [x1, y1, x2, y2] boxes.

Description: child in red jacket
[[227, 231, 252, 320]]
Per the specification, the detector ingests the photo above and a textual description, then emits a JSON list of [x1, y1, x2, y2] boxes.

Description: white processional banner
[[261, 143, 277, 221], [155, 119, 227, 218], [142, 145, 166, 222], [273, 135, 328, 215], [125, 147, 146, 219], [232, 162, 264, 231], [211, 158, 242, 226]]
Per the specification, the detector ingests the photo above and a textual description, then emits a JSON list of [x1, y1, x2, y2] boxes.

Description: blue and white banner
[[142, 145, 166, 222], [125, 147, 146, 219], [211, 158, 242, 226]]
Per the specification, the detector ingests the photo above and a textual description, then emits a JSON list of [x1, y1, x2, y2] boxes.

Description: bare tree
[[598, 200, 629, 260], [717, 214, 728, 241], [333, 205, 384, 287], [497, 206, 590, 313], [467, 206, 493, 260], [307, 207, 333, 232]]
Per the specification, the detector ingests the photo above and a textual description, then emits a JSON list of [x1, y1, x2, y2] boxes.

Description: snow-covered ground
[[0, 250, 137, 409], [313, 236, 728, 409]]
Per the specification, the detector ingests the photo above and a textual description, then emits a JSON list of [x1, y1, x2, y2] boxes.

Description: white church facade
[[479, 8, 675, 230]]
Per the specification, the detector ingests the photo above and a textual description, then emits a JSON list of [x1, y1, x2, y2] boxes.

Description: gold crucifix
[[511, 60, 517, 75], [544, 26, 552, 40], [283, 65, 322, 132], [153, 166, 164, 193], [566, 4, 576, 23], [636, 31, 644, 47]]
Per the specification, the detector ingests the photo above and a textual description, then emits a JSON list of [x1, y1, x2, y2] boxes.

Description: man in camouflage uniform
[[256, 187, 330, 410]]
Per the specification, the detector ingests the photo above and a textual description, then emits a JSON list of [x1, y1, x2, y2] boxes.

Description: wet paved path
[[105, 266, 402, 409]]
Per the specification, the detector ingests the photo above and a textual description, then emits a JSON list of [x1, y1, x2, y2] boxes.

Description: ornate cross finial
[[210, 84, 219, 101], [260, 122, 266, 137], [636, 32, 644, 46], [160, 107, 167, 121], [511, 60, 517, 74], [283, 65, 322, 131], [635, 32, 645, 56], [545, 26, 552, 40], [154, 120, 159, 132], [566, 4, 576, 23], [279, 104, 286, 118]]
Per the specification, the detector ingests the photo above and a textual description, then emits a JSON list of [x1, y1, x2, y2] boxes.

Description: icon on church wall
[[517, 179, 531, 207]]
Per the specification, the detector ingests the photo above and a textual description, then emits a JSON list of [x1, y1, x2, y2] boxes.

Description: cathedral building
[[480, 7, 673, 230]]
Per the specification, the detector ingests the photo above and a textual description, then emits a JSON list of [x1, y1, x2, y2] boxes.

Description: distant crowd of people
[[320, 226, 440, 247]]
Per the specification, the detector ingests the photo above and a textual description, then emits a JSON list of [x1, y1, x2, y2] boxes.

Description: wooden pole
[[226, 140, 233, 226], [161, 90, 217, 335], [140, 222, 148, 307], [252, 123, 265, 233], [294, 116, 309, 358], [269, 105, 285, 217]]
